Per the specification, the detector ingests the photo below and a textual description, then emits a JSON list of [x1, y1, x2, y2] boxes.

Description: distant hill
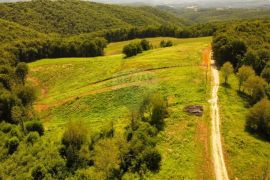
[[0, 0, 184, 35], [157, 6, 270, 23], [0, 18, 45, 44]]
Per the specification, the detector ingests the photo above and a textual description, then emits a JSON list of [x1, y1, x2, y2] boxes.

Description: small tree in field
[[221, 62, 234, 85], [243, 75, 267, 103], [237, 65, 255, 91], [246, 98, 270, 139]]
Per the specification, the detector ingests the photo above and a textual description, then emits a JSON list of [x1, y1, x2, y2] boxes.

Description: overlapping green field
[[29, 37, 213, 179]]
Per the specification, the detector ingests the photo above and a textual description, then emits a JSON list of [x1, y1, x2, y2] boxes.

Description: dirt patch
[[185, 105, 203, 116], [27, 76, 48, 97], [196, 120, 214, 179]]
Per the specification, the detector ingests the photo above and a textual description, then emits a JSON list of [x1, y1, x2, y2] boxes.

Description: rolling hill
[[0, 0, 184, 35], [0, 18, 46, 44]]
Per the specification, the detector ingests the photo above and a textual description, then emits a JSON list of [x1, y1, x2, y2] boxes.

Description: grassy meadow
[[219, 75, 270, 179], [28, 37, 213, 179]]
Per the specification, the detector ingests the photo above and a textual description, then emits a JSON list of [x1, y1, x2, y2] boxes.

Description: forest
[[0, 0, 270, 179]]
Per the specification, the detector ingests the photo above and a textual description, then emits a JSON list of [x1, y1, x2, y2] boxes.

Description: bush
[[7, 136, 19, 154], [139, 94, 168, 131], [25, 121, 44, 136], [246, 98, 270, 140], [160, 40, 173, 48], [60, 120, 89, 170], [15, 62, 28, 84], [140, 39, 151, 51], [17, 85, 36, 106], [26, 132, 40, 144], [123, 43, 142, 58], [142, 148, 161, 172], [31, 165, 47, 180], [0, 122, 12, 133]]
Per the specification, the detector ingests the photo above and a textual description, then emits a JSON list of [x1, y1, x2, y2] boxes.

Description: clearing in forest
[[28, 37, 213, 179]]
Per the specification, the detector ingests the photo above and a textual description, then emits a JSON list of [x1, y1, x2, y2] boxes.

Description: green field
[[29, 37, 213, 179], [219, 75, 270, 179]]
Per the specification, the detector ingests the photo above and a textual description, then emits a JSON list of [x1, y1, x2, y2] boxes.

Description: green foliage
[[243, 75, 267, 103], [237, 65, 255, 91], [139, 93, 168, 131], [221, 62, 234, 85], [7, 136, 19, 154], [160, 40, 173, 48], [26, 132, 40, 144], [17, 85, 36, 106], [0, 0, 183, 35], [15, 62, 28, 84], [140, 39, 152, 51], [93, 138, 121, 179], [122, 43, 143, 58], [212, 20, 270, 74], [246, 98, 270, 140], [261, 64, 270, 83], [25, 121, 44, 136], [31, 164, 47, 180], [60, 120, 90, 170]]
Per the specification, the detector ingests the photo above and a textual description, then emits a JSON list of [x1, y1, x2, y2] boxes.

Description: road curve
[[210, 56, 229, 180]]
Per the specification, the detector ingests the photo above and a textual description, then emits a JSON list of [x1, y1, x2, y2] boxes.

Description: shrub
[[7, 136, 19, 154], [31, 165, 47, 180], [26, 132, 40, 144], [246, 98, 270, 140], [0, 122, 12, 133], [160, 40, 173, 48], [60, 120, 89, 170], [139, 94, 168, 131], [140, 39, 151, 51], [15, 62, 28, 84], [25, 121, 44, 136], [123, 43, 142, 58], [142, 148, 161, 172], [17, 85, 36, 106]]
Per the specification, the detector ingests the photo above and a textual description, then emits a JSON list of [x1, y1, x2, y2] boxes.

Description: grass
[[219, 74, 270, 179], [104, 37, 209, 56], [29, 37, 213, 179]]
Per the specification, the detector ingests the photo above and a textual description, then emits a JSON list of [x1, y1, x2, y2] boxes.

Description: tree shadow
[[221, 83, 231, 89], [237, 90, 253, 108], [245, 126, 270, 143]]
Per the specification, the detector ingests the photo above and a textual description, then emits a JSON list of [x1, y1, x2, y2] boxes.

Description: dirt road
[[210, 55, 229, 180]]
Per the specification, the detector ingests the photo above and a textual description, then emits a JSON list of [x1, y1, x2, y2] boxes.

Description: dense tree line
[[212, 20, 270, 74], [0, 37, 107, 63], [220, 61, 270, 140]]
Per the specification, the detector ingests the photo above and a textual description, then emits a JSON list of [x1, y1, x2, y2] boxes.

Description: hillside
[[0, 37, 213, 179], [157, 6, 270, 24], [0, 18, 46, 44], [0, 0, 184, 35]]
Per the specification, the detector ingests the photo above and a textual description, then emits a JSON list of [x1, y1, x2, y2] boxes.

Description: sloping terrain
[[26, 37, 213, 179], [0, 0, 184, 34], [0, 18, 45, 43]]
